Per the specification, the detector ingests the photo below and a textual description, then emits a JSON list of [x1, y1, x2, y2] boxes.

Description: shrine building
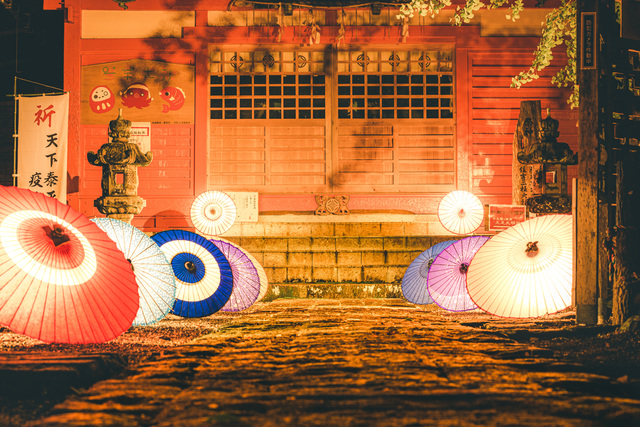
[[44, 0, 577, 287]]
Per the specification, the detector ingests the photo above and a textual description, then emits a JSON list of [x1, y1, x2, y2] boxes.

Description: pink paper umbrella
[[427, 235, 490, 312], [0, 186, 139, 343], [211, 239, 261, 312]]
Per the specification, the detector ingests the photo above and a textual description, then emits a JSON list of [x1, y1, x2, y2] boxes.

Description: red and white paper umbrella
[[467, 214, 573, 318], [190, 191, 237, 236], [0, 186, 139, 343], [437, 190, 484, 235]]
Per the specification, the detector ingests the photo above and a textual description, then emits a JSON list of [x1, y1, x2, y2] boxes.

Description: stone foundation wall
[[221, 214, 475, 293]]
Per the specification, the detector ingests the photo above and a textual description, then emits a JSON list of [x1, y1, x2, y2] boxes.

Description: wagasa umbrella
[[0, 186, 138, 343], [152, 229, 233, 317], [402, 240, 456, 305], [92, 218, 176, 326], [211, 239, 261, 312], [190, 191, 237, 236], [467, 214, 573, 318], [427, 235, 490, 312], [437, 190, 484, 235]]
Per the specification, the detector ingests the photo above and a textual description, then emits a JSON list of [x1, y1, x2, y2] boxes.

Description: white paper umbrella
[[211, 239, 261, 312], [437, 190, 484, 235], [467, 214, 573, 318], [0, 186, 138, 343], [190, 191, 237, 236], [245, 250, 269, 302], [92, 218, 176, 326], [402, 240, 456, 305], [427, 235, 490, 312]]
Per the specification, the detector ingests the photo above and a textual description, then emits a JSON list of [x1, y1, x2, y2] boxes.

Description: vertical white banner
[[17, 93, 69, 202]]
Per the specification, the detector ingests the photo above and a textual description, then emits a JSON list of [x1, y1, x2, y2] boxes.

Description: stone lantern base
[[94, 195, 146, 224]]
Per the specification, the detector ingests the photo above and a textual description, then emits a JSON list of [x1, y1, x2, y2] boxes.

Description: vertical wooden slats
[[470, 52, 578, 203]]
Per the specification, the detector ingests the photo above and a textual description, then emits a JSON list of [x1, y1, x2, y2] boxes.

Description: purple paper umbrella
[[427, 235, 490, 312], [211, 239, 261, 312]]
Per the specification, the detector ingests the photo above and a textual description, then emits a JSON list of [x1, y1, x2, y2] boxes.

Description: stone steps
[[223, 235, 456, 295], [260, 282, 403, 302]]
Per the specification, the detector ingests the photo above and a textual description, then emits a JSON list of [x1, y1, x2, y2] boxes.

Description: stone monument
[[87, 109, 153, 223], [516, 108, 578, 214]]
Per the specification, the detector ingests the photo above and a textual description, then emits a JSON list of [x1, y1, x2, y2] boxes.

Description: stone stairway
[[225, 233, 456, 301]]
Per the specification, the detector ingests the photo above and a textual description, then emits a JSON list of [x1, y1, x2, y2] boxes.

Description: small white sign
[[129, 122, 151, 152], [226, 192, 259, 222]]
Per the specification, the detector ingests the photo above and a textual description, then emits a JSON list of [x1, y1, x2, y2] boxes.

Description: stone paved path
[[34, 299, 640, 426]]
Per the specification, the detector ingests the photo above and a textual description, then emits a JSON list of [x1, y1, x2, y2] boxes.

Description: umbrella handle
[[43, 226, 70, 247]]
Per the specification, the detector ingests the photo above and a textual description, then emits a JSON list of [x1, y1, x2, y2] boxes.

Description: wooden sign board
[[81, 59, 194, 125], [488, 204, 527, 231], [581, 12, 596, 70]]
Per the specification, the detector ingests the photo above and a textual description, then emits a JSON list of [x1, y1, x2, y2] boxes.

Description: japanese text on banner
[[17, 93, 69, 202]]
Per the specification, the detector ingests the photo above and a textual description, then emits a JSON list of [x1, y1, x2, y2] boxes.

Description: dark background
[[1, 0, 63, 185]]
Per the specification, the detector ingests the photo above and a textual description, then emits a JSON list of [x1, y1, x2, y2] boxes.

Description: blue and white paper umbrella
[[152, 229, 233, 318], [92, 218, 176, 326], [402, 240, 456, 305]]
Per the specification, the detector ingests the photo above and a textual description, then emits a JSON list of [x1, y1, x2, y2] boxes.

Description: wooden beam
[[575, 0, 599, 324]]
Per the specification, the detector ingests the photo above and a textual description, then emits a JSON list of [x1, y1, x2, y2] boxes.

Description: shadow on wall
[[135, 210, 192, 233]]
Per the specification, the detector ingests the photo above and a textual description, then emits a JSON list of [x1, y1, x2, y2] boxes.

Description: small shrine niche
[[515, 107, 578, 214], [87, 110, 153, 223]]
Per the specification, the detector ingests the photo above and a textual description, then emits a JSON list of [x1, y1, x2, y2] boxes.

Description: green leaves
[[396, 0, 579, 108]]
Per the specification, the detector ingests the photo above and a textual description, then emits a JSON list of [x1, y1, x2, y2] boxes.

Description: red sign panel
[[488, 204, 527, 231]]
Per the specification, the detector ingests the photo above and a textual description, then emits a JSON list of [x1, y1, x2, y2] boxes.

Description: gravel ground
[[0, 301, 638, 425]]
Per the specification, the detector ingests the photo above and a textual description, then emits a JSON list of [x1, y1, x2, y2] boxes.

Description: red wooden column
[[62, 0, 82, 210], [193, 9, 209, 197]]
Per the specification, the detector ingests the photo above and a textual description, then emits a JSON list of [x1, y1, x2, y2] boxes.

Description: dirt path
[[29, 299, 640, 426]]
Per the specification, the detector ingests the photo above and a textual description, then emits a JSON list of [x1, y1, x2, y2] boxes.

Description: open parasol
[[467, 214, 573, 318], [211, 239, 261, 312], [437, 190, 484, 235], [0, 186, 139, 343], [151, 229, 233, 317], [246, 250, 269, 302], [190, 191, 237, 236], [402, 240, 456, 305], [427, 235, 490, 312], [92, 218, 176, 326]]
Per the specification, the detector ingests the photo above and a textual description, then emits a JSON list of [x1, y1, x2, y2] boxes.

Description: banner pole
[[12, 76, 18, 187]]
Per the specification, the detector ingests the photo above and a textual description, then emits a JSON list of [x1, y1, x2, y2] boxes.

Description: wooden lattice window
[[336, 49, 454, 120], [209, 50, 326, 120]]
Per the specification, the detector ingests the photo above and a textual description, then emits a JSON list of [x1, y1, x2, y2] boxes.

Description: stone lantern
[[517, 108, 578, 214], [87, 109, 152, 223]]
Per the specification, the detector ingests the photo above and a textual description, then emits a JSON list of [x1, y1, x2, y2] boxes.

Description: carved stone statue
[[515, 108, 577, 214], [517, 109, 578, 165], [87, 109, 153, 223]]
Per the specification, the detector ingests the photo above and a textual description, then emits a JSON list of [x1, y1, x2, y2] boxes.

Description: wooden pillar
[[576, 0, 599, 324]]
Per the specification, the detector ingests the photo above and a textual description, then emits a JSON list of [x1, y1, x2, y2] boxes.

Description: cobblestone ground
[[34, 299, 640, 427]]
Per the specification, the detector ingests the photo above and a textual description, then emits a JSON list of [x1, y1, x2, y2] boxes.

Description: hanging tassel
[[401, 15, 409, 43], [308, 9, 321, 45], [276, 2, 284, 42], [336, 8, 346, 47]]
